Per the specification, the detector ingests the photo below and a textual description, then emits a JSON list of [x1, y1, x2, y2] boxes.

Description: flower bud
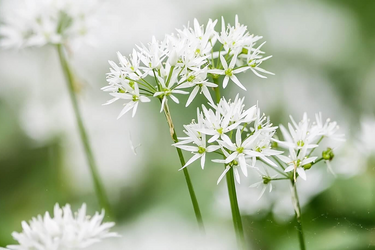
[[322, 147, 334, 161], [303, 163, 312, 170], [262, 176, 271, 184]]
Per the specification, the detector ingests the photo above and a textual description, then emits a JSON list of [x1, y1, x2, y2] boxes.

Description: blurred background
[[1, 0, 375, 249]]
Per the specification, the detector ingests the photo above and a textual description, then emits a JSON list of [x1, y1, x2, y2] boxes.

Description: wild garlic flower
[[174, 95, 280, 184], [103, 16, 273, 118], [0, 0, 101, 49], [249, 170, 277, 200], [2, 203, 118, 250], [275, 113, 345, 181]]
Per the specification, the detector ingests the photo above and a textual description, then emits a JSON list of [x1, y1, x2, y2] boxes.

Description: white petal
[[179, 154, 201, 170], [284, 165, 294, 172], [296, 167, 307, 180], [217, 166, 231, 185], [233, 168, 241, 184], [186, 86, 199, 107]]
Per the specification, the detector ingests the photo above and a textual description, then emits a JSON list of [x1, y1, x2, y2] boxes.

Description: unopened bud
[[322, 147, 334, 161], [262, 176, 271, 184], [303, 163, 312, 170]]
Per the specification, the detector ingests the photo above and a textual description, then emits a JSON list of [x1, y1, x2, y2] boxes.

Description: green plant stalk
[[291, 180, 306, 250], [162, 102, 204, 231], [56, 45, 113, 219], [213, 84, 245, 249]]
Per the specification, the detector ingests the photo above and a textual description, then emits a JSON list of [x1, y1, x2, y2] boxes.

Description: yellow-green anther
[[117, 88, 125, 93], [187, 75, 196, 82], [257, 124, 262, 130], [198, 146, 206, 154], [217, 128, 223, 134], [242, 48, 248, 54], [195, 48, 201, 55], [297, 140, 305, 147], [236, 147, 244, 154], [132, 95, 139, 102], [255, 147, 262, 152], [296, 159, 301, 167], [225, 68, 233, 76], [129, 81, 135, 89]]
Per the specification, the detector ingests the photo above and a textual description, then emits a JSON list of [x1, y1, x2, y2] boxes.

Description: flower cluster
[[275, 112, 345, 181], [2, 203, 118, 250], [102, 16, 273, 119], [174, 95, 280, 184], [0, 0, 100, 49], [175, 96, 345, 194]]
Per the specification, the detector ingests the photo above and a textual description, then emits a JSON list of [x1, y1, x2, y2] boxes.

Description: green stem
[[291, 180, 306, 250], [56, 45, 113, 219], [226, 167, 245, 249], [162, 102, 204, 231], [307, 136, 324, 157], [213, 85, 245, 249]]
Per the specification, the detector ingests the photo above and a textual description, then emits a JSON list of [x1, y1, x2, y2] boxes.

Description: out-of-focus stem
[[56, 45, 113, 219], [290, 180, 306, 250]]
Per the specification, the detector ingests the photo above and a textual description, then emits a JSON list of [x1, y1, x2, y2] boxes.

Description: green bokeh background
[[0, 0, 375, 249]]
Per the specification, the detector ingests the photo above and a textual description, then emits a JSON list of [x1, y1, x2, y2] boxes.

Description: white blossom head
[[3, 203, 119, 250], [0, 0, 102, 49]]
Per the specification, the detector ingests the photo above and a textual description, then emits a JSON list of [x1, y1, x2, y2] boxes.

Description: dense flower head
[[2, 203, 118, 250], [0, 0, 101, 49], [173, 95, 281, 184], [275, 112, 345, 182], [103, 15, 273, 119]]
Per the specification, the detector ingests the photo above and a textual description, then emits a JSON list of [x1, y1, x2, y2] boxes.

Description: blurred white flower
[[0, 0, 102, 49], [4, 203, 118, 250]]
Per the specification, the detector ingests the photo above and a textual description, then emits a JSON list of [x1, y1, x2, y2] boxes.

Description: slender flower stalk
[[214, 86, 245, 249], [162, 103, 204, 231], [290, 180, 306, 250], [57, 45, 112, 219]]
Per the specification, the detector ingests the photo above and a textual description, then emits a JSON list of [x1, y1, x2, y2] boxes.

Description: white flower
[[177, 69, 217, 107], [249, 172, 277, 200], [313, 112, 345, 141], [0, 0, 101, 49], [108, 83, 151, 118], [216, 129, 261, 178], [4, 203, 118, 250], [243, 42, 274, 78], [275, 113, 319, 150], [209, 54, 249, 90], [174, 131, 220, 170], [153, 68, 188, 112], [278, 147, 317, 181]]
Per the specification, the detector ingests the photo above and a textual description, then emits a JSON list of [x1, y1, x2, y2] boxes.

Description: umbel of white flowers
[[0, 0, 100, 49], [102, 15, 274, 119], [174, 94, 344, 194], [1, 203, 119, 250]]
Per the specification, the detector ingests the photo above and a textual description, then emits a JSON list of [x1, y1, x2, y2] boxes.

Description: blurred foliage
[[0, 0, 375, 249]]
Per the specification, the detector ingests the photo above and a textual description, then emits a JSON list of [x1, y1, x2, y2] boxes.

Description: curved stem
[[213, 85, 245, 249], [56, 45, 113, 219], [291, 180, 306, 250], [162, 102, 204, 231]]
